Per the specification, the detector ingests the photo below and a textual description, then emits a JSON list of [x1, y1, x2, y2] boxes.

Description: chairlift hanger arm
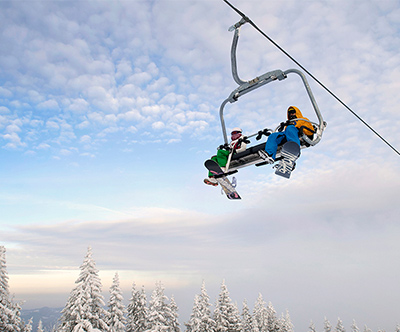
[[219, 22, 326, 145]]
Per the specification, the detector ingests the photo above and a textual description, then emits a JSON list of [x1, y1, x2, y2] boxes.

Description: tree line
[[1, 246, 398, 332]]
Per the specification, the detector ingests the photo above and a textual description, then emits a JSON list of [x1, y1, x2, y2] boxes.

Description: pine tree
[[0, 246, 23, 332], [107, 273, 126, 332], [279, 310, 294, 332], [57, 246, 109, 332], [37, 320, 44, 332], [253, 294, 268, 332], [127, 283, 148, 332], [324, 318, 332, 332], [335, 318, 346, 332], [145, 281, 171, 331], [186, 281, 215, 332], [265, 302, 281, 332], [213, 280, 241, 332], [186, 295, 202, 332], [168, 295, 180, 332], [363, 325, 372, 332], [309, 320, 317, 332], [23, 317, 33, 332], [350, 320, 359, 332], [241, 299, 253, 332]]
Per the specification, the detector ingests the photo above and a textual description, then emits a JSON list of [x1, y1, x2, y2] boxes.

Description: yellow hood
[[287, 106, 314, 137]]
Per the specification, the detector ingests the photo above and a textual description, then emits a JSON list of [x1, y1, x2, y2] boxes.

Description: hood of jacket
[[287, 106, 315, 137], [287, 106, 303, 119]]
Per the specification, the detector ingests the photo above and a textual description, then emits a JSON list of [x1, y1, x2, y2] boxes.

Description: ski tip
[[275, 170, 291, 179], [228, 192, 241, 200]]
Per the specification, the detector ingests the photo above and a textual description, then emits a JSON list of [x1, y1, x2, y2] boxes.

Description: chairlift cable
[[222, 0, 400, 157]]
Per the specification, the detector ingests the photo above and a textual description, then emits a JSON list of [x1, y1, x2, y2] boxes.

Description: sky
[[1, 0, 400, 331]]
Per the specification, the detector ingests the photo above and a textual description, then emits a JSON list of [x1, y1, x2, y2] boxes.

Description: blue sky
[[1, 0, 400, 331]]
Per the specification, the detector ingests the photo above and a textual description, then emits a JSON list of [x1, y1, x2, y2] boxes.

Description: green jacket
[[209, 148, 230, 177]]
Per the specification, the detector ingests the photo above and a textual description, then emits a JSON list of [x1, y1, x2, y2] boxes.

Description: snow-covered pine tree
[[168, 295, 180, 332], [126, 283, 148, 332], [309, 320, 317, 332], [37, 320, 44, 332], [279, 310, 294, 332], [350, 320, 359, 332], [186, 295, 202, 332], [0, 246, 23, 332], [15, 301, 27, 332], [324, 318, 332, 332], [213, 280, 241, 332], [241, 299, 254, 332], [145, 281, 172, 331], [363, 325, 372, 332], [23, 317, 32, 332], [253, 294, 268, 332], [107, 273, 126, 332], [186, 281, 215, 332], [57, 246, 109, 332], [335, 318, 346, 332], [265, 302, 281, 332]]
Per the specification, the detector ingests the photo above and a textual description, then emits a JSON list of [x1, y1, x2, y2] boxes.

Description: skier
[[258, 106, 314, 163], [204, 127, 247, 186]]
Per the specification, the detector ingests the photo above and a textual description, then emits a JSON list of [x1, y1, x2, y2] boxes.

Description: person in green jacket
[[204, 127, 246, 186]]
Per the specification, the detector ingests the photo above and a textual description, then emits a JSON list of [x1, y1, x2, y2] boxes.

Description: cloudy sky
[[1, 0, 400, 330]]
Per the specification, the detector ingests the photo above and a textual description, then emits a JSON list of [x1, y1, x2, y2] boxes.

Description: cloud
[[36, 143, 51, 150], [79, 135, 91, 144], [0, 87, 12, 98], [66, 98, 90, 114], [1, 0, 397, 158], [3, 132, 26, 149], [152, 121, 165, 130]]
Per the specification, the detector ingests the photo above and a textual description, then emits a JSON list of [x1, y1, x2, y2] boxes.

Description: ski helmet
[[231, 127, 242, 134], [231, 127, 242, 141]]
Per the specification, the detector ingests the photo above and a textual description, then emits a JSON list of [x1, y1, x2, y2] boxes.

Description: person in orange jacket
[[258, 106, 314, 163]]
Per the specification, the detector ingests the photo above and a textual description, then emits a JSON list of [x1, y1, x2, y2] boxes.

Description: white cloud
[[77, 120, 90, 129], [67, 98, 90, 114], [152, 121, 165, 130], [46, 120, 60, 130], [128, 71, 153, 86], [37, 99, 60, 111], [36, 143, 51, 150], [79, 135, 91, 144], [59, 149, 72, 156], [0, 87, 12, 98], [5, 123, 21, 133], [3, 132, 26, 148]]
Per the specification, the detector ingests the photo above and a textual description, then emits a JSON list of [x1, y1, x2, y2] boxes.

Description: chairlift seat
[[228, 131, 314, 171]]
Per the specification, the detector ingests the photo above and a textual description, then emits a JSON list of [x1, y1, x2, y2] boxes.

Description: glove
[[277, 122, 286, 132], [218, 143, 231, 151], [278, 121, 292, 132]]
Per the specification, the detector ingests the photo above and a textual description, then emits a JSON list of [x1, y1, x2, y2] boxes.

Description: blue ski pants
[[265, 125, 300, 159]]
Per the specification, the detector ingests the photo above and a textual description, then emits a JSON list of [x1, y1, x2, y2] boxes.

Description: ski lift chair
[[220, 19, 327, 172]]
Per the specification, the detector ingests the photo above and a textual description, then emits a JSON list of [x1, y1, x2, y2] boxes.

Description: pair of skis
[[204, 142, 300, 200], [204, 159, 241, 199]]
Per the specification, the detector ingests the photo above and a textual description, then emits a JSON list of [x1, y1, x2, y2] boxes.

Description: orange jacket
[[287, 106, 315, 137]]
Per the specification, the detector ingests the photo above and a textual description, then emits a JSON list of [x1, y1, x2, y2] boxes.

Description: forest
[[1, 246, 398, 332]]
